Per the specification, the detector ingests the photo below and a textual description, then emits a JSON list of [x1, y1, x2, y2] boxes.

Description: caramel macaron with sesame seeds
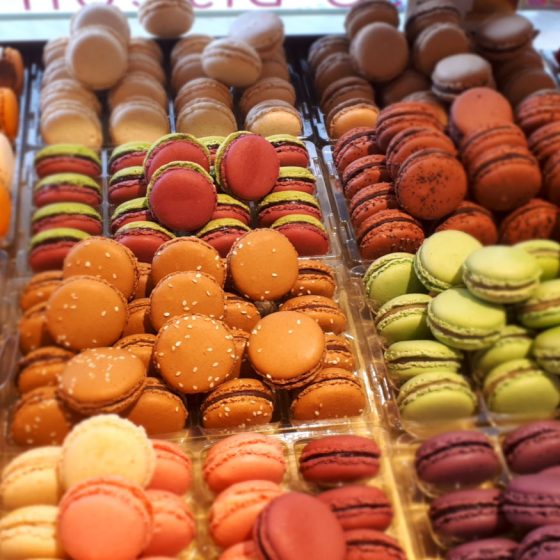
[[151, 237, 226, 287], [58, 347, 146, 416], [223, 293, 262, 333], [201, 378, 274, 430], [62, 237, 139, 301], [228, 229, 299, 302], [125, 377, 188, 436], [154, 314, 236, 394], [247, 311, 325, 389], [149, 270, 225, 331], [45, 276, 128, 351]]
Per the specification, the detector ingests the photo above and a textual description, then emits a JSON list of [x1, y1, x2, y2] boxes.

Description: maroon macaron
[[356, 209, 425, 260], [499, 198, 559, 244], [216, 132, 280, 201], [143, 133, 211, 182], [147, 161, 217, 232], [349, 182, 398, 229], [333, 127, 379, 174], [435, 201, 498, 246], [342, 155, 390, 200], [108, 166, 147, 205]]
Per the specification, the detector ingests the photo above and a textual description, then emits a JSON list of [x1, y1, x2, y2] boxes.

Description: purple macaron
[[503, 473, 560, 529], [446, 537, 518, 560], [429, 488, 507, 542], [517, 524, 560, 560], [415, 430, 501, 488], [502, 420, 560, 474]]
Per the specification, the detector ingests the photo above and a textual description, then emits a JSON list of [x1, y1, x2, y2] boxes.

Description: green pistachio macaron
[[398, 371, 478, 422], [471, 325, 534, 383], [517, 279, 560, 330], [375, 293, 432, 345], [385, 340, 464, 385], [427, 287, 507, 351], [463, 245, 541, 304], [516, 239, 560, 281], [363, 252, 427, 310], [414, 230, 482, 293], [483, 358, 560, 416], [533, 326, 560, 374]]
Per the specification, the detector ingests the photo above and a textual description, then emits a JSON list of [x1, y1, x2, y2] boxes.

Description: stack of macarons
[[28, 144, 103, 272], [409, 423, 560, 558], [363, 231, 560, 423], [0, 415, 196, 560]]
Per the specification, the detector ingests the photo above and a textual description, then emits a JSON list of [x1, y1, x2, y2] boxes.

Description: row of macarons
[[1, 413, 405, 560], [363, 231, 560, 424]]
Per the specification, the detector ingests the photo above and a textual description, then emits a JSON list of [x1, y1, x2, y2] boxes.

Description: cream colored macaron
[[110, 97, 170, 145]]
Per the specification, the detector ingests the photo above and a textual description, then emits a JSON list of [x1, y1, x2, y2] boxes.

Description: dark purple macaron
[[516, 524, 560, 560], [318, 485, 393, 531], [253, 492, 346, 560], [415, 430, 501, 487], [503, 473, 560, 529], [299, 435, 381, 484], [345, 529, 406, 560], [502, 420, 560, 474], [430, 488, 507, 541], [446, 537, 518, 560]]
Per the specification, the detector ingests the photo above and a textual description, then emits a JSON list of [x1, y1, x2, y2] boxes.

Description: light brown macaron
[[176, 98, 237, 138], [58, 347, 146, 415]]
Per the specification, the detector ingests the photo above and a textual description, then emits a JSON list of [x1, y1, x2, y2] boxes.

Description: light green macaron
[[516, 239, 560, 281], [517, 279, 560, 330], [385, 340, 464, 385], [414, 230, 482, 293], [533, 326, 560, 375], [483, 358, 560, 416], [375, 293, 432, 345], [463, 245, 541, 304], [427, 287, 507, 351], [363, 252, 427, 310], [397, 371, 478, 422]]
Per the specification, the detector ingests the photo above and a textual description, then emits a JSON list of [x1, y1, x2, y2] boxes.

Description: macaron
[[196, 218, 251, 258], [499, 198, 559, 245], [33, 173, 102, 208], [267, 134, 310, 168], [31, 202, 102, 236], [28, 228, 91, 272], [109, 141, 150, 175], [111, 197, 152, 233], [213, 194, 251, 225], [273, 166, 316, 194], [434, 201, 498, 246], [427, 288, 507, 350], [147, 161, 217, 232], [34, 144, 101, 178], [215, 132, 280, 201]]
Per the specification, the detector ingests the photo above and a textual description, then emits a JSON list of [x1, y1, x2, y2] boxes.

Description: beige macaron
[[109, 72, 168, 111], [127, 51, 166, 85], [176, 98, 238, 138], [110, 97, 170, 145], [202, 38, 262, 88], [175, 77, 233, 114], [41, 78, 102, 116], [66, 25, 128, 90], [239, 77, 296, 117], [129, 37, 164, 63], [245, 99, 303, 137], [41, 99, 102, 149], [171, 53, 205, 94], [171, 34, 213, 67], [139, 0, 194, 38], [70, 3, 130, 45]]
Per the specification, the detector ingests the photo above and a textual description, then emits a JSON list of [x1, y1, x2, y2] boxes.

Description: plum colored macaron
[[109, 141, 150, 175], [33, 172, 102, 208], [196, 218, 251, 257], [271, 214, 329, 256], [34, 143, 101, 178], [31, 202, 102, 235], [28, 228, 90, 272], [114, 220, 175, 263], [108, 166, 147, 205], [147, 161, 217, 232], [215, 132, 280, 201]]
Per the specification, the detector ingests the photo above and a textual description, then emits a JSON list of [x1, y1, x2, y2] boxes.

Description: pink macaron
[[58, 476, 154, 560], [148, 440, 193, 495], [142, 490, 196, 556]]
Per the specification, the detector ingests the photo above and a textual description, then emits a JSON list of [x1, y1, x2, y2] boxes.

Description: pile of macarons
[[409, 421, 560, 559], [16, 230, 365, 446], [363, 230, 560, 423]]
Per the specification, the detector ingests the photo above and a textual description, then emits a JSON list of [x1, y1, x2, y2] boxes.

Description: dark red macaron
[[34, 144, 101, 179], [333, 127, 379, 174], [143, 133, 211, 182], [271, 214, 329, 256], [108, 166, 147, 205], [272, 167, 317, 195], [396, 149, 467, 220], [499, 198, 559, 245], [356, 209, 425, 260], [216, 132, 280, 201], [31, 203, 103, 236], [212, 194, 251, 225], [28, 228, 91, 272], [299, 435, 381, 484], [33, 173, 102, 208], [345, 529, 406, 560], [196, 218, 251, 258], [267, 134, 310, 168], [258, 191, 322, 227], [435, 201, 498, 246], [108, 142, 150, 175], [147, 161, 217, 233], [318, 485, 393, 531], [113, 220, 175, 263], [349, 182, 398, 229], [110, 197, 153, 234], [342, 155, 390, 200]]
